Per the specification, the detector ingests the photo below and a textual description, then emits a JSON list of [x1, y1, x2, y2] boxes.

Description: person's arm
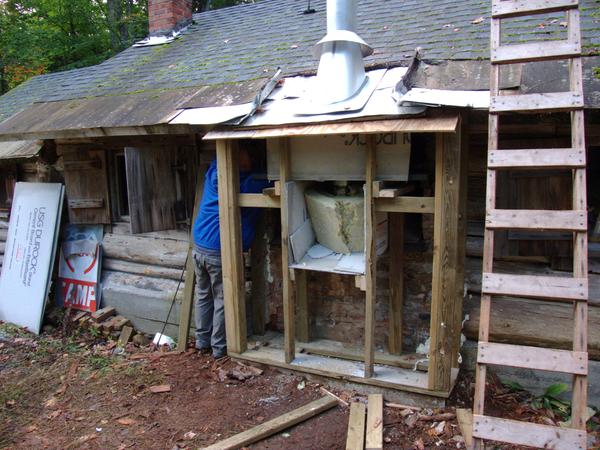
[[240, 173, 272, 194]]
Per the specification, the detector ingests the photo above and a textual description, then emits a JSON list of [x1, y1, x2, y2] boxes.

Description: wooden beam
[[429, 129, 462, 391], [216, 139, 246, 354], [203, 396, 338, 450], [452, 117, 469, 368], [295, 270, 309, 343], [251, 213, 269, 336], [569, 37, 589, 431], [278, 137, 295, 363], [388, 213, 404, 355], [375, 197, 435, 214], [203, 112, 460, 140], [345, 402, 366, 450], [364, 136, 377, 379], [456, 409, 474, 449], [177, 140, 206, 352], [239, 193, 281, 208], [365, 394, 383, 450]]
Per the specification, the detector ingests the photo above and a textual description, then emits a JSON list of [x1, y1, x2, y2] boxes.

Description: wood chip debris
[[149, 384, 171, 393]]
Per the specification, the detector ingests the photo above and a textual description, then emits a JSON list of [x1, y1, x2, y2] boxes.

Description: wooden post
[[428, 128, 462, 391], [388, 213, 404, 355], [279, 137, 295, 363], [177, 141, 206, 352], [364, 135, 377, 378], [216, 139, 246, 354], [250, 213, 269, 336], [451, 116, 469, 367], [295, 270, 310, 342]]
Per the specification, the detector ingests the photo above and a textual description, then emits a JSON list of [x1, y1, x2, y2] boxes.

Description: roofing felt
[[0, 0, 599, 126]]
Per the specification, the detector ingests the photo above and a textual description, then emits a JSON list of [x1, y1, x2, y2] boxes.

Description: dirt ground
[[1, 315, 599, 450]]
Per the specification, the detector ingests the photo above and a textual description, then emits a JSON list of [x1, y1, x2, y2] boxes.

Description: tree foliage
[[0, 0, 250, 94]]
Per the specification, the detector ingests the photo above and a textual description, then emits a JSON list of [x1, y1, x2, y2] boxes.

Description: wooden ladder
[[473, 1, 588, 449]]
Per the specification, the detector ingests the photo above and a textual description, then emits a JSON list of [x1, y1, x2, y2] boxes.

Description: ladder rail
[[474, 2, 589, 448]]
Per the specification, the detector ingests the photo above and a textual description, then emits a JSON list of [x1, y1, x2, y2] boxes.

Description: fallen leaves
[[116, 417, 137, 426]]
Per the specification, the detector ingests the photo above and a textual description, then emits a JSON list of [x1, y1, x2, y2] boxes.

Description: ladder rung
[[490, 92, 584, 113], [486, 209, 587, 231], [478, 342, 588, 374], [473, 415, 586, 450], [492, 40, 581, 64], [488, 148, 586, 169], [482, 272, 588, 301], [492, 0, 579, 19]]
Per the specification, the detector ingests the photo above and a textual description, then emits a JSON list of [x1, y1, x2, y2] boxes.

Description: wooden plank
[[488, 148, 586, 169], [279, 138, 295, 363], [486, 209, 587, 231], [203, 396, 338, 450], [365, 394, 383, 450], [68, 198, 104, 209], [178, 155, 206, 352], [456, 408, 474, 449], [492, 40, 580, 64], [492, 0, 578, 18], [388, 213, 404, 355], [569, 35, 589, 430], [375, 197, 435, 214], [452, 115, 470, 368], [216, 140, 246, 354], [125, 147, 177, 234], [295, 270, 309, 343], [203, 113, 460, 140], [251, 213, 268, 336], [364, 136, 377, 378], [299, 339, 428, 371], [429, 130, 462, 391], [490, 92, 584, 113], [472, 415, 586, 450], [238, 193, 280, 208], [345, 402, 366, 450], [473, 50, 499, 446], [478, 342, 587, 375], [482, 273, 588, 301]]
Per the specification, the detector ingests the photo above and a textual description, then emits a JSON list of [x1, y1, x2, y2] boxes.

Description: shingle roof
[[0, 0, 599, 125]]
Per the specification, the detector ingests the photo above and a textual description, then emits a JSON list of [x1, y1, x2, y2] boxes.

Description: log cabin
[[0, 0, 599, 403]]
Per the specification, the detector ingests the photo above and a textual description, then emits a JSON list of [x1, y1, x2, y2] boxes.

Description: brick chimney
[[149, 0, 192, 37]]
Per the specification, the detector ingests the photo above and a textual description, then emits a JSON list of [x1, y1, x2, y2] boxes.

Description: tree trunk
[[108, 0, 123, 51]]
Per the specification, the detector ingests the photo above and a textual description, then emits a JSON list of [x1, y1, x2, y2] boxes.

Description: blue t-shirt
[[193, 160, 270, 252]]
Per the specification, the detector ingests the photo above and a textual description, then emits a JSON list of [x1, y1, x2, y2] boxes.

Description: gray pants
[[193, 249, 226, 358]]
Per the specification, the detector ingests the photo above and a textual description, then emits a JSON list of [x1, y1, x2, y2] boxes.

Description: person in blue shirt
[[192, 146, 270, 359]]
